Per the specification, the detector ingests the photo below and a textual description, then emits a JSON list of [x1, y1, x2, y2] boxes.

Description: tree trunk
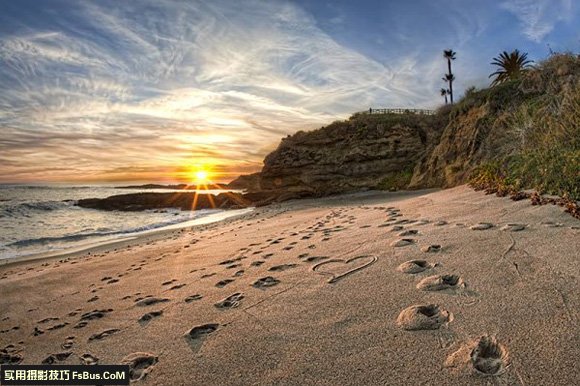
[[447, 59, 453, 104]]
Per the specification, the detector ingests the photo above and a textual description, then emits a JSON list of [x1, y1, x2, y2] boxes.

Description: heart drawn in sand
[[312, 255, 377, 284]]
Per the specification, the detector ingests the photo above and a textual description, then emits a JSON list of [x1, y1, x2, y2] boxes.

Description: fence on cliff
[[362, 108, 436, 116]]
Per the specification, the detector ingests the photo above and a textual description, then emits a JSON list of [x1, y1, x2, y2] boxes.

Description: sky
[[0, 0, 578, 184]]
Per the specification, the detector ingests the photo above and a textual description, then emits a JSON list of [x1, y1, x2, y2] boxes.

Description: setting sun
[[193, 170, 209, 184]]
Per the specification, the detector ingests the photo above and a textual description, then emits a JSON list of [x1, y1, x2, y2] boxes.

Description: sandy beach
[[1, 185, 578, 385]]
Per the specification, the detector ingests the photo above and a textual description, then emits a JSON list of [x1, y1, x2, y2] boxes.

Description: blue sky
[[0, 0, 578, 183]]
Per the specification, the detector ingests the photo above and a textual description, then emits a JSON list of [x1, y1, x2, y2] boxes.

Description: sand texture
[[1, 186, 579, 385]]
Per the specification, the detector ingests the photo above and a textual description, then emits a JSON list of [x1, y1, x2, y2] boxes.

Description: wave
[[0, 200, 76, 217], [6, 212, 211, 248]]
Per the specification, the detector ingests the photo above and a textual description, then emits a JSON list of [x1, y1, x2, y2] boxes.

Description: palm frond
[[489, 49, 534, 86]]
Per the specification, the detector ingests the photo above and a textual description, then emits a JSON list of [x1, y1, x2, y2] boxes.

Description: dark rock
[[76, 192, 258, 212], [226, 173, 262, 191]]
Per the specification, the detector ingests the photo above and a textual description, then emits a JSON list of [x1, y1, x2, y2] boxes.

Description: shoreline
[[0, 207, 256, 268], [0, 189, 437, 269]]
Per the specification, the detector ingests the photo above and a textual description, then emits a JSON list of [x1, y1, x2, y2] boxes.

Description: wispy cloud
[[0, 0, 433, 183], [0, 0, 576, 183], [501, 0, 573, 42]]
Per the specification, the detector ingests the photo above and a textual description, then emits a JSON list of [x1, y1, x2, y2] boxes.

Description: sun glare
[[193, 170, 209, 184]]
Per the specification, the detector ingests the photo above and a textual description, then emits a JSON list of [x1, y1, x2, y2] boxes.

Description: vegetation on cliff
[[411, 53, 578, 202], [466, 53, 579, 201]]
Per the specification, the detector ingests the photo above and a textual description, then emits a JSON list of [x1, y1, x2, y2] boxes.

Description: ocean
[[0, 185, 252, 262]]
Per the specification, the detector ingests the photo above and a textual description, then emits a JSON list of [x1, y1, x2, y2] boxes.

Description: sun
[[191, 169, 211, 185]]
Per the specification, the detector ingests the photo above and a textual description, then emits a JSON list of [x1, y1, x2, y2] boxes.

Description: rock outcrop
[[77, 192, 252, 211], [226, 173, 261, 191], [256, 113, 448, 196]]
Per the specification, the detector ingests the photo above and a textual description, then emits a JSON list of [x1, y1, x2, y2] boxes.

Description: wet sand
[[1, 185, 578, 385]]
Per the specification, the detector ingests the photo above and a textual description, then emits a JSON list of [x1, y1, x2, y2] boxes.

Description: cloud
[[1, 0, 443, 183], [1, 0, 573, 183], [501, 0, 573, 42]]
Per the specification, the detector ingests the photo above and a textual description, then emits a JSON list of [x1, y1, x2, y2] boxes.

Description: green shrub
[[378, 168, 414, 191]]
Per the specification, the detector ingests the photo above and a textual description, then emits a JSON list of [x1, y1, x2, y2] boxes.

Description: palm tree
[[442, 73, 455, 98], [489, 49, 533, 86], [440, 88, 449, 105], [443, 49, 456, 103]]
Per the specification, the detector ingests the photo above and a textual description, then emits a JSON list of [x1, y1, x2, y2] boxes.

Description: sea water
[[0, 185, 251, 261]]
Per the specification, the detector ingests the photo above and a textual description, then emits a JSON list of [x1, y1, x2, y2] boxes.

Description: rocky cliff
[[226, 172, 261, 191], [255, 113, 448, 196], [236, 54, 578, 201]]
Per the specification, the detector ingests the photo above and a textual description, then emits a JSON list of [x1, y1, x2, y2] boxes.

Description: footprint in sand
[[88, 329, 120, 341], [540, 221, 563, 228], [501, 223, 526, 232], [37, 317, 59, 324], [214, 293, 244, 309], [445, 335, 509, 377], [42, 352, 72, 364], [390, 239, 416, 247], [215, 279, 235, 288], [397, 260, 436, 274], [470, 223, 494, 230], [47, 322, 68, 331], [0, 351, 23, 365], [268, 264, 298, 272], [471, 335, 509, 376], [252, 277, 280, 289], [121, 352, 158, 381], [79, 353, 99, 365], [421, 244, 442, 253], [417, 274, 464, 291], [135, 298, 170, 307], [396, 304, 453, 330], [61, 336, 75, 350], [138, 311, 163, 326], [184, 324, 219, 352], [304, 256, 330, 263], [185, 294, 203, 303]]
